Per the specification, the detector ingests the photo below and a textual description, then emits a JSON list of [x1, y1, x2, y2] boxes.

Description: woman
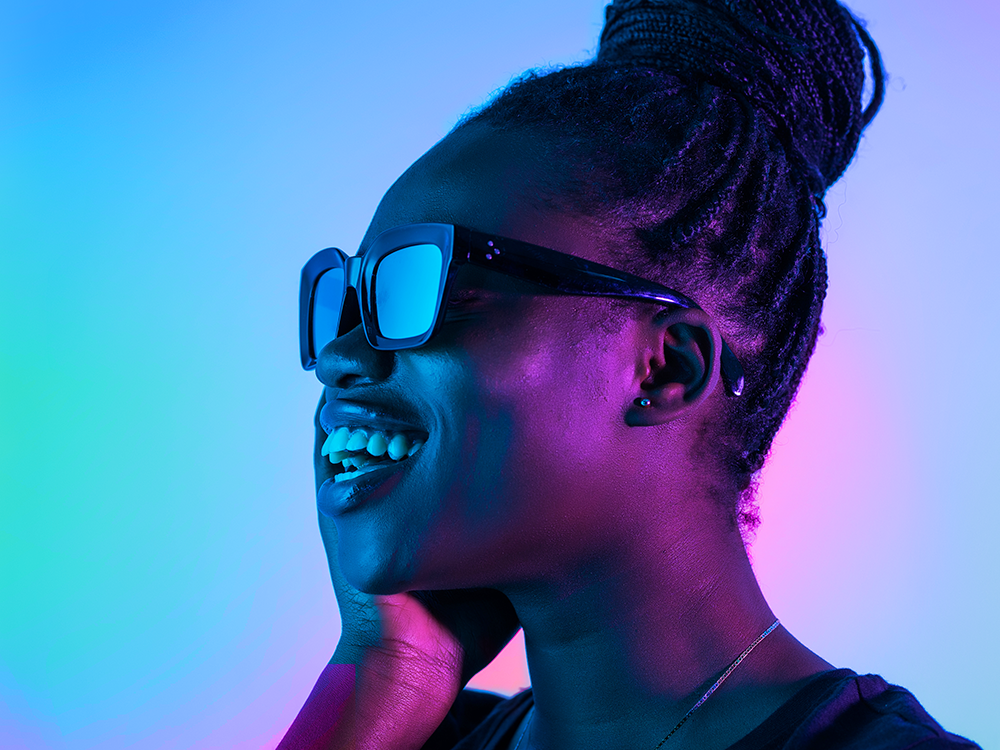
[[279, 1, 980, 748]]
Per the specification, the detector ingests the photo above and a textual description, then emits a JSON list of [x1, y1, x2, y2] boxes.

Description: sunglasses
[[299, 223, 744, 396]]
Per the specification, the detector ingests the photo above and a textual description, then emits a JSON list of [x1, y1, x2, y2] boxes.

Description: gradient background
[[2, 1, 997, 747]]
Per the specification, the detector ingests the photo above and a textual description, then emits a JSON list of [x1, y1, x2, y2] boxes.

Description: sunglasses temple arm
[[460, 227, 744, 396]]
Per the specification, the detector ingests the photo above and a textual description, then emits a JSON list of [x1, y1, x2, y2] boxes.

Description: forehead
[[359, 123, 610, 265]]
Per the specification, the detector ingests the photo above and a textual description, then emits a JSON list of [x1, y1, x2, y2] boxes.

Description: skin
[[313, 121, 833, 750]]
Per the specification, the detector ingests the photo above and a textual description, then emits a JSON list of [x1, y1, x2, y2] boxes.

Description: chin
[[337, 533, 415, 596]]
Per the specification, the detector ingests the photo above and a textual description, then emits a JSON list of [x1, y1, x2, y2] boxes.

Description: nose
[[315, 322, 395, 391]]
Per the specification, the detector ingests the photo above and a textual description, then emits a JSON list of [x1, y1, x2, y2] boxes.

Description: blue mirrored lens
[[373, 244, 444, 339], [312, 268, 345, 357]]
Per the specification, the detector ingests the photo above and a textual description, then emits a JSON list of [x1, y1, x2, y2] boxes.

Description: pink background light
[[1, 1, 995, 747]]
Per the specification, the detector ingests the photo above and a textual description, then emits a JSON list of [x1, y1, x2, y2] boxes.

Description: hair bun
[[597, 0, 883, 193]]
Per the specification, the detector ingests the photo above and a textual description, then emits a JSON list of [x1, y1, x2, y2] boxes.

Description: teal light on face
[[373, 243, 443, 339], [3, 1, 998, 748]]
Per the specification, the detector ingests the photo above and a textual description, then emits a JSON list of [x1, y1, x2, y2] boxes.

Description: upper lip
[[319, 397, 428, 437]]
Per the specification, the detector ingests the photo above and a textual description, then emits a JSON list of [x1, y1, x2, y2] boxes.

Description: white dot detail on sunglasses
[[321, 426, 425, 484], [300, 223, 744, 396]]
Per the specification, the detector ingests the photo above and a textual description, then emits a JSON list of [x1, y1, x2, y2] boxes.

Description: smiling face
[[314, 123, 718, 596]]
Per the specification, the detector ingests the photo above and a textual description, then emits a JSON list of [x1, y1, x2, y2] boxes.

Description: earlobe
[[626, 310, 719, 426]]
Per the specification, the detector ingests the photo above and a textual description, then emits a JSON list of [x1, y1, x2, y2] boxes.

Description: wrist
[[277, 663, 355, 750], [340, 642, 462, 750]]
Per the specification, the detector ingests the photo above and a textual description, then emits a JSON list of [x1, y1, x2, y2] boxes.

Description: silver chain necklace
[[512, 619, 780, 750]]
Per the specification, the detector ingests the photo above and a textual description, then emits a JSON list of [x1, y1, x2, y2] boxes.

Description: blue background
[[2, 1, 997, 747]]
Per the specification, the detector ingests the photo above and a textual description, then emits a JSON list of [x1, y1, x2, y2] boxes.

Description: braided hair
[[457, 0, 884, 530]]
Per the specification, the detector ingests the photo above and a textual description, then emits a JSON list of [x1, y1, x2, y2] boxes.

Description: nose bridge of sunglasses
[[344, 255, 363, 290], [335, 255, 365, 336]]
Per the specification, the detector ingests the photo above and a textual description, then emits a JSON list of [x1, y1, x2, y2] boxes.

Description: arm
[[276, 662, 356, 750], [277, 596, 515, 750]]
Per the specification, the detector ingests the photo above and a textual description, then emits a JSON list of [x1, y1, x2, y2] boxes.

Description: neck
[[501, 501, 832, 750]]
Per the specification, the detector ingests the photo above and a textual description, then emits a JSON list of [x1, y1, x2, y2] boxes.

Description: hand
[[319, 514, 521, 692], [315, 393, 521, 695]]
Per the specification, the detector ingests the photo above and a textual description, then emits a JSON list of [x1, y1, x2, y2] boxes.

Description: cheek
[[469, 310, 630, 486], [385, 309, 636, 583]]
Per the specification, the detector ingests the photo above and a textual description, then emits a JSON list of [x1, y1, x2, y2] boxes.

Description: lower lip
[[317, 459, 408, 516]]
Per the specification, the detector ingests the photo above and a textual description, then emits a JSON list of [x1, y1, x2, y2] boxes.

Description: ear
[[625, 308, 720, 427]]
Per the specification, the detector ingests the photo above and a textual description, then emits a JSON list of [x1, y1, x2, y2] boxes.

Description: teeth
[[345, 429, 370, 452], [325, 426, 427, 469], [335, 462, 390, 484], [387, 434, 412, 460], [329, 427, 350, 453], [366, 432, 388, 457], [344, 453, 374, 470], [321, 427, 350, 457]]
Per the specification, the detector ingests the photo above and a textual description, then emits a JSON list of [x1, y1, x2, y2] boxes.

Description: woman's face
[[315, 124, 671, 596]]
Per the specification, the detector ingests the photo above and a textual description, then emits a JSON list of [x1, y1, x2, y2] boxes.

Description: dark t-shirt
[[421, 670, 980, 750]]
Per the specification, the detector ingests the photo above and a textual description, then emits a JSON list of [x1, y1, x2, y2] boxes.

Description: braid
[[458, 0, 884, 527]]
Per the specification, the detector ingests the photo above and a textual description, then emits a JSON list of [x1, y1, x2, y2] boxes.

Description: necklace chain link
[[512, 619, 780, 750]]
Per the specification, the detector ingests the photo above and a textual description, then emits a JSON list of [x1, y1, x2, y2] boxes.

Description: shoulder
[[786, 671, 980, 750], [421, 688, 533, 750]]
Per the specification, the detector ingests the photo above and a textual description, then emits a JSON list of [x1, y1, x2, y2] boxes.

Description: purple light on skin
[[2, 1, 994, 748], [276, 664, 354, 750]]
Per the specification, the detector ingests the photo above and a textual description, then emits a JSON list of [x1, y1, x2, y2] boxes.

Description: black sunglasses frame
[[300, 223, 744, 396]]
